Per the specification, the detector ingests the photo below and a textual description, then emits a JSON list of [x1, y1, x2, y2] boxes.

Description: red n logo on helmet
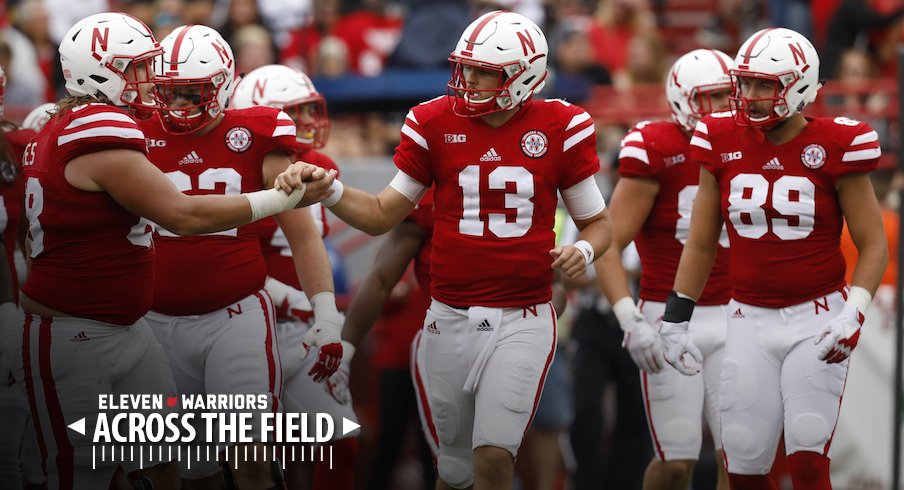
[[212, 40, 233, 69], [252, 79, 266, 105], [91, 27, 109, 61], [517, 30, 536, 57], [789, 43, 807, 66]]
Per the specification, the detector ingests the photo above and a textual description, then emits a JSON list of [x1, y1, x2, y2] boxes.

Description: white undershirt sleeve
[[562, 176, 606, 220], [389, 171, 429, 203]]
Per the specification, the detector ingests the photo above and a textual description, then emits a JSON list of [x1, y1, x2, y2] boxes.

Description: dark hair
[[54, 94, 113, 118]]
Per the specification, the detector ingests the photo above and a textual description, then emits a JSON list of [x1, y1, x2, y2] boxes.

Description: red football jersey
[[395, 97, 600, 307], [691, 114, 880, 307], [618, 121, 730, 306], [140, 107, 297, 314], [1, 127, 36, 298], [22, 104, 154, 325], [253, 149, 339, 290], [407, 186, 434, 292]]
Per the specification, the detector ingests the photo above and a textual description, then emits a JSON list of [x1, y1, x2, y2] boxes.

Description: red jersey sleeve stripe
[[564, 124, 594, 152], [690, 135, 712, 150], [618, 145, 650, 164], [621, 131, 644, 145], [566, 112, 591, 131], [64, 111, 137, 129], [57, 126, 145, 146], [849, 130, 878, 147], [401, 123, 429, 150], [842, 148, 881, 162]]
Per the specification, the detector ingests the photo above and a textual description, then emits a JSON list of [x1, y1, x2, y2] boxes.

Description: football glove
[[303, 292, 343, 382], [612, 298, 664, 373], [325, 341, 355, 404], [659, 291, 702, 376], [815, 303, 863, 364]]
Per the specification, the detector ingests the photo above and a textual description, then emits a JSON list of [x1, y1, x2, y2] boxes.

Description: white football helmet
[[729, 27, 821, 127], [666, 49, 733, 132], [23, 103, 58, 131], [156, 24, 236, 133], [231, 64, 329, 149], [447, 10, 548, 117], [58, 13, 162, 111]]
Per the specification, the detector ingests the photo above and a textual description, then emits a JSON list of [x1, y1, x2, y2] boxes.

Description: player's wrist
[[663, 290, 695, 325], [612, 297, 637, 330], [245, 187, 305, 221], [573, 240, 594, 265], [846, 286, 871, 313], [340, 340, 355, 363], [321, 180, 344, 208], [311, 291, 340, 329]]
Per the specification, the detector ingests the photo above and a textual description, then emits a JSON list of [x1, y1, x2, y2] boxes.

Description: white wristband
[[245, 187, 305, 221], [847, 286, 872, 312], [612, 296, 636, 330], [321, 180, 345, 208], [573, 239, 594, 265]]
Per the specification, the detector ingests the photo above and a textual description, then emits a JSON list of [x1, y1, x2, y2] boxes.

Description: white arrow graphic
[[341, 417, 360, 436], [68, 418, 86, 435]]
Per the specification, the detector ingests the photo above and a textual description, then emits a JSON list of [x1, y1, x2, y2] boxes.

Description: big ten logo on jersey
[[445, 133, 467, 144], [721, 151, 742, 163], [663, 154, 686, 167], [146, 138, 167, 149]]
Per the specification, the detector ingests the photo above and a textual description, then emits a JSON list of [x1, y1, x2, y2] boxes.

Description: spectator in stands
[[151, 0, 186, 40], [0, 32, 44, 111], [617, 31, 667, 89], [822, 0, 904, 79], [549, 17, 612, 102], [280, 0, 343, 74], [43, 0, 107, 45], [388, 0, 469, 70], [217, 0, 271, 57], [233, 24, 277, 76], [318, 35, 351, 77], [588, 0, 657, 78], [183, 0, 216, 24], [12, 0, 61, 102]]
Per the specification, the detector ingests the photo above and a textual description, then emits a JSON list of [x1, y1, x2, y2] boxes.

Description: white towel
[[462, 306, 504, 394]]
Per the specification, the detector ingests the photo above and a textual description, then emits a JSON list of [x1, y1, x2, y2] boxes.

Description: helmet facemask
[[686, 82, 731, 128], [447, 56, 528, 117], [155, 71, 228, 134], [283, 97, 330, 149], [729, 70, 802, 129], [110, 50, 164, 118]]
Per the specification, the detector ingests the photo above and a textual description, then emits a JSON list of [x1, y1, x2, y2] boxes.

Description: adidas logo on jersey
[[762, 157, 784, 170], [480, 148, 502, 162], [69, 331, 90, 342], [476, 319, 493, 332], [731, 308, 744, 319], [426, 321, 440, 335], [178, 151, 204, 165]]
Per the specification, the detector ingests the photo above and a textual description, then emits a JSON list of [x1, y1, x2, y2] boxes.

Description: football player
[[662, 28, 888, 489], [596, 49, 734, 490], [231, 64, 359, 490], [13, 13, 329, 490], [141, 26, 342, 490], [277, 11, 611, 490]]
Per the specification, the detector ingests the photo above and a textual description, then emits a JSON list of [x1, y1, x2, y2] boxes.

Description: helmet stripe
[[167, 25, 194, 75], [738, 28, 774, 69], [466, 11, 505, 50], [710, 50, 729, 74]]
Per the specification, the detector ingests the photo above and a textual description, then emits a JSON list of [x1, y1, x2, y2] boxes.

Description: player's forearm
[[850, 238, 889, 297], [595, 246, 632, 305], [576, 211, 612, 262], [166, 194, 254, 236], [672, 241, 715, 301], [342, 274, 394, 347], [328, 186, 399, 236]]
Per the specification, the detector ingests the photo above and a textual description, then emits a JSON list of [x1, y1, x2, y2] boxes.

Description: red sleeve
[[55, 105, 147, 164], [267, 110, 299, 154], [560, 107, 600, 189], [830, 119, 880, 179], [393, 108, 433, 187], [617, 125, 658, 179], [407, 187, 435, 231], [689, 118, 719, 177], [6, 129, 36, 163]]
